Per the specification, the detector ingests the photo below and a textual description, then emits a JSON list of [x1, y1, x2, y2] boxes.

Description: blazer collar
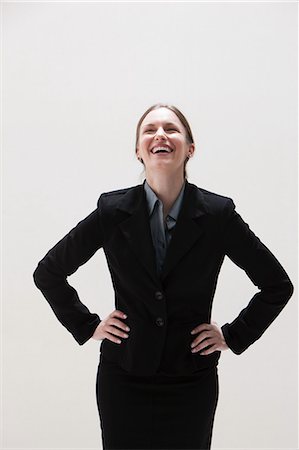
[[116, 180, 209, 285], [143, 179, 186, 221]]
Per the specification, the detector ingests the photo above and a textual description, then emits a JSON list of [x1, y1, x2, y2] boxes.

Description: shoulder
[[96, 183, 141, 211], [188, 182, 235, 216], [101, 185, 138, 197]]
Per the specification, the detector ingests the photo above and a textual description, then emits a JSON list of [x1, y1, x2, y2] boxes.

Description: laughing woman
[[33, 103, 294, 449]]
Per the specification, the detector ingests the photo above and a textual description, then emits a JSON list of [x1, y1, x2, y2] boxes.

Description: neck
[[145, 172, 186, 218]]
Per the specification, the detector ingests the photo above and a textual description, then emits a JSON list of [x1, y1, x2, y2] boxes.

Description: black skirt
[[96, 353, 219, 450]]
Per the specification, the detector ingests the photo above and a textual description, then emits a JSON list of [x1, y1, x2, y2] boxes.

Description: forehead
[[141, 108, 182, 128]]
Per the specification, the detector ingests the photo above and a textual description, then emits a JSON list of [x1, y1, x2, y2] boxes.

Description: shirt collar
[[144, 180, 186, 221]]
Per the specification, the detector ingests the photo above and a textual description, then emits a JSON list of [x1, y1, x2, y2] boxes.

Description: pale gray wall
[[2, 1, 297, 449]]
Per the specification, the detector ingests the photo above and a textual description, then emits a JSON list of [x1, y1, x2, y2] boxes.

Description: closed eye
[[145, 128, 177, 133]]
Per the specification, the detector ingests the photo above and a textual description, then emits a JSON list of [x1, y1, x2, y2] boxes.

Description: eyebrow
[[141, 122, 179, 128]]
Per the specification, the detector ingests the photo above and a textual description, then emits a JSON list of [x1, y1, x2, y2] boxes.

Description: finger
[[191, 339, 216, 353], [104, 332, 122, 344], [106, 325, 129, 339], [200, 344, 220, 355], [191, 331, 214, 347], [112, 310, 127, 319], [197, 337, 218, 351], [190, 323, 213, 334], [110, 318, 130, 332], [191, 336, 214, 351], [197, 330, 214, 340]]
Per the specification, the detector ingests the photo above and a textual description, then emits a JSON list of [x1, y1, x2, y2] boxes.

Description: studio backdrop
[[2, 1, 297, 449]]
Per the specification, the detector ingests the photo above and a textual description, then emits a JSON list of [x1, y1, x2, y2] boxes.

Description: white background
[[2, 1, 298, 449]]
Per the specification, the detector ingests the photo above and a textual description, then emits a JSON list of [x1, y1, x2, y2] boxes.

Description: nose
[[154, 127, 167, 139]]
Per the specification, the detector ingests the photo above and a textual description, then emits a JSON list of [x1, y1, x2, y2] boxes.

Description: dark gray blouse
[[144, 180, 186, 276]]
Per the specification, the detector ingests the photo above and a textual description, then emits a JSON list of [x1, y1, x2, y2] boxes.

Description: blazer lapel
[[160, 181, 208, 280], [117, 183, 159, 284], [117, 180, 209, 284]]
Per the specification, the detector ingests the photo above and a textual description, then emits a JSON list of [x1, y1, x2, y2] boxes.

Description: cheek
[[139, 139, 152, 154], [140, 135, 151, 145]]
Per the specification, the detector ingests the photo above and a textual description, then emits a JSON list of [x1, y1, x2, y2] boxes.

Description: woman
[[33, 103, 294, 449]]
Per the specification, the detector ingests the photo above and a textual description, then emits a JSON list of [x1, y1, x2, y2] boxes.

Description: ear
[[188, 143, 195, 157]]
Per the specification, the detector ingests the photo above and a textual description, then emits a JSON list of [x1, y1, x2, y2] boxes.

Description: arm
[[220, 199, 294, 355], [33, 195, 105, 345]]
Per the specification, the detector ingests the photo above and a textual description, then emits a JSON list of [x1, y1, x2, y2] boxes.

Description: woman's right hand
[[91, 309, 130, 344]]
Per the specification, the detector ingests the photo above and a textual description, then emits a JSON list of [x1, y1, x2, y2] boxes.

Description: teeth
[[152, 147, 172, 154]]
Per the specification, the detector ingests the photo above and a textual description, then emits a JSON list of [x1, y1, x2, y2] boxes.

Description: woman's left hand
[[190, 321, 229, 355]]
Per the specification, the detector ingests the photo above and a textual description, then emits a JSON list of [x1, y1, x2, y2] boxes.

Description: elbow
[[33, 264, 43, 289], [33, 262, 51, 290], [279, 277, 295, 305], [261, 277, 295, 307], [286, 278, 294, 302], [33, 260, 66, 290]]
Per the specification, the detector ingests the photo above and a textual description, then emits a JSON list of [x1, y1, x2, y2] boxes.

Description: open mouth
[[151, 146, 174, 154]]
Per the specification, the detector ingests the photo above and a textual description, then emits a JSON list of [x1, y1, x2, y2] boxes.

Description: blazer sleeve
[[32, 195, 105, 345], [220, 198, 294, 355]]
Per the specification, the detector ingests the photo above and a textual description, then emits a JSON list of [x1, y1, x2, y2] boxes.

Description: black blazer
[[33, 180, 294, 376]]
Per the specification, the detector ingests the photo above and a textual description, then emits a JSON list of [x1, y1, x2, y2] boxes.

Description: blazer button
[[155, 291, 164, 301], [156, 317, 164, 327]]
